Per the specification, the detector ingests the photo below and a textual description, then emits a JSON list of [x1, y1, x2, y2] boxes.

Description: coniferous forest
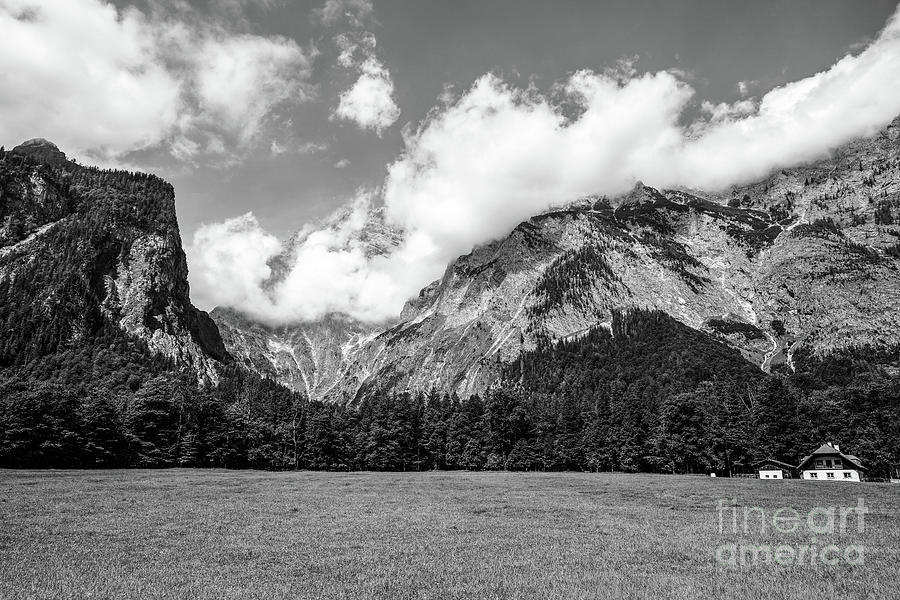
[[2, 309, 897, 477]]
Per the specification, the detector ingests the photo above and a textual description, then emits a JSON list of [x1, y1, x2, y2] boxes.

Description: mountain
[[211, 201, 398, 402], [213, 118, 900, 401], [212, 307, 382, 402], [0, 139, 229, 382], [0, 139, 326, 469], [0, 135, 896, 474]]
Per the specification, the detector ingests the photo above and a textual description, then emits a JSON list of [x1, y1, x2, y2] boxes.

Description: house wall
[[758, 469, 783, 479], [801, 469, 860, 482]]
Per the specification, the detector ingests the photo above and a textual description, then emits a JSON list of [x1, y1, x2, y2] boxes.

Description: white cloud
[[313, 0, 374, 28], [297, 141, 329, 154], [188, 213, 282, 312], [699, 98, 757, 126], [193, 5, 900, 323], [382, 4, 900, 264], [333, 58, 400, 135], [189, 193, 418, 322], [270, 140, 287, 155], [262, 194, 415, 322], [331, 32, 400, 135], [188, 33, 311, 146], [737, 80, 756, 97], [0, 0, 312, 162], [270, 138, 327, 157]]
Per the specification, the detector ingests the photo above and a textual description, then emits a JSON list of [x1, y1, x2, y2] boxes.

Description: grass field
[[1, 470, 898, 599]]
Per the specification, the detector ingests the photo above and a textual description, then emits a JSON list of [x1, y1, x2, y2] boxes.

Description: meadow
[[0, 470, 898, 599]]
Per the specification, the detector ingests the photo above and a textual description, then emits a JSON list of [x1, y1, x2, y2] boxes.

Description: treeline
[[2, 372, 897, 476], [2, 310, 897, 477]]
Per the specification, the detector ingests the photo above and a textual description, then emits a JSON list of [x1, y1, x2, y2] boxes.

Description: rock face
[[0, 140, 228, 381], [214, 118, 900, 401], [211, 202, 398, 402], [709, 120, 900, 369], [9, 139, 70, 168], [212, 307, 384, 402]]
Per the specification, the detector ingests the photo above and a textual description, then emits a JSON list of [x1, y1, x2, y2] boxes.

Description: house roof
[[812, 443, 840, 455], [754, 458, 795, 469], [798, 443, 866, 471]]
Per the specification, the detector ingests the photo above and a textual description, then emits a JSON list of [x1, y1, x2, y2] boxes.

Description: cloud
[[192, 5, 900, 323], [188, 213, 282, 312], [0, 0, 312, 162], [331, 32, 400, 135], [312, 0, 374, 28], [333, 58, 400, 135], [270, 140, 287, 155], [271, 139, 327, 156], [187, 33, 311, 145], [189, 193, 418, 322], [297, 141, 329, 154], [383, 4, 900, 256], [699, 98, 756, 125]]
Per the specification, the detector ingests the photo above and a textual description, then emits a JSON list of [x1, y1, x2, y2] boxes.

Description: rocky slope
[[214, 119, 900, 401], [212, 306, 382, 402], [211, 201, 397, 402], [0, 139, 228, 382]]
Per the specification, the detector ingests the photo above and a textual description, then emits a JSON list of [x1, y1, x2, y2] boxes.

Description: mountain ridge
[[1, 131, 898, 474], [212, 117, 900, 401]]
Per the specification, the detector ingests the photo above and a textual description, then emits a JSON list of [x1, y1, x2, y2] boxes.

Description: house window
[[810, 472, 818, 478], [816, 460, 825, 468], [844, 472, 852, 479], [827, 472, 835, 478]]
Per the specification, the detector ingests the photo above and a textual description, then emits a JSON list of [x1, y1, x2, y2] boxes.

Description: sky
[[2, 0, 900, 323]]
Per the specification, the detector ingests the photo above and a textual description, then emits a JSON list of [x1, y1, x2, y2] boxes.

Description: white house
[[754, 458, 794, 479], [797, 442, 865, 482]]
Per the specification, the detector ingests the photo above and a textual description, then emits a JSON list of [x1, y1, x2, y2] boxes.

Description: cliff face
[[712, 119, 900, 367], [214, 119, 900, 401], [211, 307, 383, 402], [0, 140, 228, 381]]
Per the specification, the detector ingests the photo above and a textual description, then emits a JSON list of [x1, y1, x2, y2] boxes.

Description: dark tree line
[[2, 310, 897, 477]]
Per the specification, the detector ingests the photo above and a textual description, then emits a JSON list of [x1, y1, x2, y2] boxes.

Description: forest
[[2, 147, 898, 477], [1, 310, 897, 478]]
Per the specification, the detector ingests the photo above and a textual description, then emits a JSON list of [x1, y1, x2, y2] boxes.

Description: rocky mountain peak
[[1, 141, 229, 383], [10, 138, 70, 167], [612, 180, 668, 208]]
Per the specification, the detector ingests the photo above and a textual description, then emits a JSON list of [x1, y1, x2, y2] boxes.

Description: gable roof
[[754, 458, 795, 470], [811, 443, 841, 455], [798, 443, 866, 471]]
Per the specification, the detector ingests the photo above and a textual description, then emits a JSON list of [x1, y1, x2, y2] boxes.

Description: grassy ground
[[0, 470, 898, 599]]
